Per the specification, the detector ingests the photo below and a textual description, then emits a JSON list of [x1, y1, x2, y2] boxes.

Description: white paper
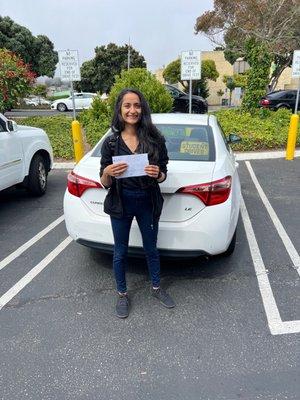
[[112, 153, 149, 179]]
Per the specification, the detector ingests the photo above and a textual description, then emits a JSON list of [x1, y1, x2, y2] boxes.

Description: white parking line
[[0, 236, 72, 310], [245, 161, 300, 277], [0, 215, 64, 271], [241, 198, 300, 335]]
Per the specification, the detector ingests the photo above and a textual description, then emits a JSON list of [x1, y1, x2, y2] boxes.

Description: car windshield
[[92, 124, 215, 162]]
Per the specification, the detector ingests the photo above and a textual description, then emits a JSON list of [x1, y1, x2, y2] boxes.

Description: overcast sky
[[1, 0, 215, 73]]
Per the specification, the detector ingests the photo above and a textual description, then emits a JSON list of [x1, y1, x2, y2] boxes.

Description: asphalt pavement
[[0, 158, 299, 400]]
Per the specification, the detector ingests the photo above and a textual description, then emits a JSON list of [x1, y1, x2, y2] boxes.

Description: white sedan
[[64, 114, 241, 258], [51, 92, 97, 112]]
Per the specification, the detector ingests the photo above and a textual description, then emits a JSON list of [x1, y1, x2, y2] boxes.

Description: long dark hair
[[111, 88, 165, 162]]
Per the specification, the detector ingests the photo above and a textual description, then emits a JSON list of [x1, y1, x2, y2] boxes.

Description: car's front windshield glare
[[92, 124, 215, 162]]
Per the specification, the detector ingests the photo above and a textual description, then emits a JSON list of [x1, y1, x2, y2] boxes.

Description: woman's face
[[120, 92, 142, 126]]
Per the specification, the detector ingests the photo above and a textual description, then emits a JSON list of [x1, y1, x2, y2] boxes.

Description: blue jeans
[[110, 188, 160, 293]]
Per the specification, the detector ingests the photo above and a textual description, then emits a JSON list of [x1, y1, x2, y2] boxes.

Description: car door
[[73, 93, 85, 109], [82, 94, 94, 108], [284, 91, 298, 110], [0, 119, 23, 190]]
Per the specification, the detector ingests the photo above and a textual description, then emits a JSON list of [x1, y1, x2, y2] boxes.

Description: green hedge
[[15, 108, 300, 160], [214, 108, 300, 151], [16, 116, 75, 159]]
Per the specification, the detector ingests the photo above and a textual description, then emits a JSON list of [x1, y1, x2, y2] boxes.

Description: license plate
[[180, 141, 209, 156]]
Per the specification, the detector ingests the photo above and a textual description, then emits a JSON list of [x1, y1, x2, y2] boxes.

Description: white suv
[[0, 113, 53, 196]]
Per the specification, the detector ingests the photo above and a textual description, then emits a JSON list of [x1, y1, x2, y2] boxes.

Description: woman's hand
[[104, 162, 128, 178], [144, 164, 160, 178]]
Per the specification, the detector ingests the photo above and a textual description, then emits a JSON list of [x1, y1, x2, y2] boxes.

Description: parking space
[[0, 160, 299, 399]]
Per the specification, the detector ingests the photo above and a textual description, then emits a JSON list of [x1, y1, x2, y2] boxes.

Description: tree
[[195, 0, 300, 95], [0, 48, 35, 111], [76, 43, 146, 93], [163, 58, 219, 98], [0, 16, 58, 77], [31, 84, 48, 104], [108, 68, 173, 113]]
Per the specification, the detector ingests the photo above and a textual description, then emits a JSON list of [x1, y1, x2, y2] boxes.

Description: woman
[[100, 88, 175, 318]]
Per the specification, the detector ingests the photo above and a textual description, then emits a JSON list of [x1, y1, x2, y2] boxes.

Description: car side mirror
[[6, 119, 18, 132], [227, 133, 242, 144]]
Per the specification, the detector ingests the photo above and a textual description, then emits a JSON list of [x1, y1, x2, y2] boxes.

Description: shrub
[[79, 96, 111, 147], [108, 68, 173, 113], [214, 108, 300, 151], [0, 49, 35, 112], [16, 115, 74, 159]]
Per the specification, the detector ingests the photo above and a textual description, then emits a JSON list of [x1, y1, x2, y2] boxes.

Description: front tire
[[27, 155, 48, 196], [57, 102, 67, 112]]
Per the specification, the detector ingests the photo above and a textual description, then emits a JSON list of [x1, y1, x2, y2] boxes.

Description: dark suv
[[165, 84, 208, 114], [260, 90, 299, 111]]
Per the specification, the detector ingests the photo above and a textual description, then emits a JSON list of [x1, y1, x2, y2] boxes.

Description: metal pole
[[70, 80, 76, 120], [294, 78, 300, 114], [189, 78, 192, 113], [127, 37, 131, 70]]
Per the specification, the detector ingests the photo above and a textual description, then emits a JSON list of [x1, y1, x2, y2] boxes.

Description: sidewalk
[[53, 149, 300, 169]]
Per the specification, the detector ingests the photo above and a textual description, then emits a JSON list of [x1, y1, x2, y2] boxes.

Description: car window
[[284, 92, 296, 99], [92, 124, 215, 161]]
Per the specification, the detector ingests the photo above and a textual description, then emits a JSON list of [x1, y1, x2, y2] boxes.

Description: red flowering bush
[[0, 49, 36, 111]]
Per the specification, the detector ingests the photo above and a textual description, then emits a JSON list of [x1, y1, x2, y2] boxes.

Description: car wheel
[[27, 155, 48, 196], [222, 229, 237, 257], [57, 102, 67, 112]]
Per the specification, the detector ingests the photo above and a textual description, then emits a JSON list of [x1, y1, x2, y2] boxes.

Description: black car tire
[[27, 155, 48, 196], [222, 229, 237, 257], [57, 102, 68, 112]]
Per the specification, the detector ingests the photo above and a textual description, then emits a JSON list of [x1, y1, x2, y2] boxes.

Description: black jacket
[[100, 132, 168, 220]]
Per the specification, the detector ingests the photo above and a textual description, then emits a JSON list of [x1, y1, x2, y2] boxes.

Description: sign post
[[181, 50, 201, 113], [58, 50, 84, 163], [286, 50, 300, 160], [58, 50, 81, 120]]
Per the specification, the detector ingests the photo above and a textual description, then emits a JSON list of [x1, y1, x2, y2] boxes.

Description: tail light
[[177, 176, 232, 206], [67, 171, 102, 197], [260, 99, 270, 106]]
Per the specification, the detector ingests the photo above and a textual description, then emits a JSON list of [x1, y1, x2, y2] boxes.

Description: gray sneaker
[[151, 287, 175, 308], [116, 293, 129, 318]]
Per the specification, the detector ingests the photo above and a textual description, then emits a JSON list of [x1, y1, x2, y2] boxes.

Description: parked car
[[51, 92, 97, 112], [23, 97, 51, 106], [0, 113, 53, 196], [259, 90, 300, 111], [165, 84, 208, 114], [64, 113, 241, 258]]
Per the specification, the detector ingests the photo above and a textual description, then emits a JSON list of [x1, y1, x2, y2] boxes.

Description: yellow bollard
[[71, 120, 84, 163], [286, 114, 299, 160]]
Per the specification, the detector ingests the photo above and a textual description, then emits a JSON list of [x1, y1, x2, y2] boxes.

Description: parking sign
[[181, 50, 201, 81], [292, 50, 300, 78], [58, 50, 81, 81]]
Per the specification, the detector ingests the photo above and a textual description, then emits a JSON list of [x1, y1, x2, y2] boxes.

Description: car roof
[[151, 113, 211, 125]]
